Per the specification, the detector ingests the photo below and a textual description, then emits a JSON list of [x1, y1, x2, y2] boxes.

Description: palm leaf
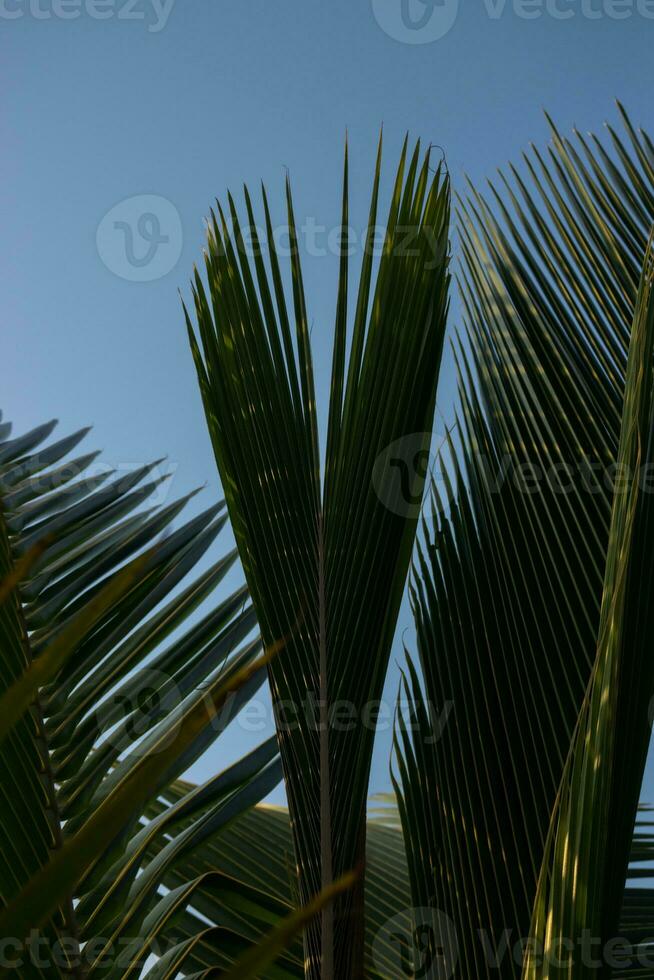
[[524, 234, 654, 977], [186, 135, 450, 976], [219, 872, 357, 980], [618, 806, 654, 978], [0, 414, 281, 976], [395, 103, 654, 979], [141, 787, 412, 978]]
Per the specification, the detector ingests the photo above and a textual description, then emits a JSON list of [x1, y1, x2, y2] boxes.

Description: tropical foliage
[[0, 420, 289, 977], [3, 103, 654, 980], [395, 103, 654, 978], [185, 137, 450, 977]]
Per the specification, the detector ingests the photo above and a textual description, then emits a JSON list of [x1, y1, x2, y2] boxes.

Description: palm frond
[[0, 414, 281, 976], [617, 806, 654, 978], [186, 135, 450, 975], [141, 788, 412, 978], [395, 103, 654, 979], [524, 233, 654, 976]]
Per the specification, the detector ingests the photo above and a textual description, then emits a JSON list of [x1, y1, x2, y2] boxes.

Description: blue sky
[[4, 0, 654, 805]]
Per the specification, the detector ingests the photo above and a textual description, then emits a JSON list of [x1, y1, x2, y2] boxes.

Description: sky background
[[4, 0, 654, 807]]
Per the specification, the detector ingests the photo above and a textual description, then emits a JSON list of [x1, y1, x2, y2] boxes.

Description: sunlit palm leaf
[[219, 871, 357, 980], [524, 236, 654, 977]]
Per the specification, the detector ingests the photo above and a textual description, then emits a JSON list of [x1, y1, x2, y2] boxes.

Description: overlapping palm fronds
[[143, 784, 412, 978], [395, 104, 654, 979]]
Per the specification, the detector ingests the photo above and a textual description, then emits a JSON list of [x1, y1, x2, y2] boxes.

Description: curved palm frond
[[524, 234, 654, 977], [141, 785, 412, 978], [0, 414, 282, 977]]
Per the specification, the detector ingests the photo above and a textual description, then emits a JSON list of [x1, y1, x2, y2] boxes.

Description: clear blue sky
[[4, 1, 654, 805]]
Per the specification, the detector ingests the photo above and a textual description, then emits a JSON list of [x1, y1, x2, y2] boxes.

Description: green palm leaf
[[524, 234, 654, 978], [0, 415, 281, 977], [395, 103, 654, 979], [140, 786, 412, 977], [186, 136, 451, 976]]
